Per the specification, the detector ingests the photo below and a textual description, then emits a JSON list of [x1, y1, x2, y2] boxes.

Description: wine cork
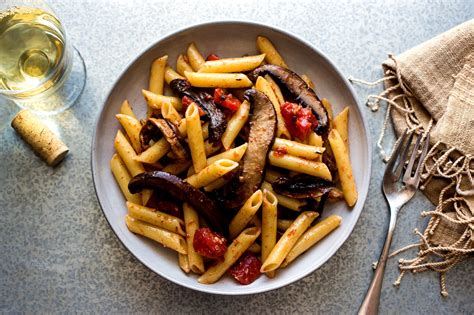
[[11, 110, 69, 166]]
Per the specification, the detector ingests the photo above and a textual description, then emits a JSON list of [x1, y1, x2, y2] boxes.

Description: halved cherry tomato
[[206, 53, 220, 61], [281, 102, 318, 141], [181, 96, 205, 116], [213, 88, 241, 111]]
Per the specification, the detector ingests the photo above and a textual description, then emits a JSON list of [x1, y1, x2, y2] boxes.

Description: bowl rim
[[91, 19, 372, 295]]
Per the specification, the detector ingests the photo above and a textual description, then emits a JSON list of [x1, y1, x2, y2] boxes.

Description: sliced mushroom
[[169, 79, 227, 142], [272, 174, 333, 199], [139, 118, 189, 160], [223, 89, 277, 209], [248, 64, 329, 134], [129, 171, 227, 236]]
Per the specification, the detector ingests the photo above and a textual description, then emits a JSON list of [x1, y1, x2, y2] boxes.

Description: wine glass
[[0, 0, 86, 115]]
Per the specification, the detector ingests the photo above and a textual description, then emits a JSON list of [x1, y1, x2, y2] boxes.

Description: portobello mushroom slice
[[248, 64, 329, 135], [223, 89, 277, 209], [272, 174, 333, 199], [140, 118, 189, 160], [129, 171, 227, 236], [169, 79, 227, 143]]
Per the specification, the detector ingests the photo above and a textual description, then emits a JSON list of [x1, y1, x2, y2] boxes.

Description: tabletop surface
[[1, 1, 473, 314]]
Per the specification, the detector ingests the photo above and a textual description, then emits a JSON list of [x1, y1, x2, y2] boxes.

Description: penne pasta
[[185, 159, 239, 188], [248, 243, 261, 254], [321, 98, 334, 127], [328, 129, 357, 206], [308, 132, 323, 147], [281, 215, 342, 267], [134, 138, 170, 164], [141, 190, 153, 208], [125, 215, 187, 254], [119, 99, 137, 119], [203, 177, 229, 192], [256, 36, 288, 68], [183, 203, 205, 274], [265, 74, 285, 105], [277, 219, 293, 232], [187, 42, 206, 71], [184, 71, 253, 88], [114, 130, 145, 177], [260, 211, 319, 272], [268, 151, 332, 181], [221, 100, 250, 150], [255, 76, 291, 139], [261, 181, 307, 211], [186, 103, 207, 173], [301, 74, 315, 89], [116, 114, 142, 154], [110, 154, 142, 204], [176, 54, 194, 76], [264, 169, 284, 183], [333, 107, 349, 150], [161, 101, 182, 124], [127, 201, 185, 236], [164, 66, 185, 85], [142, 90, 182, 111], [149, 55, 167, 95], [229, 190, 263, 239], [207, 143, 247, 165], [262, 189, 278, 278], [179, 253, 190, 273], [198, 227, 261, 284], [272, 138, 325, 160], [198, 54, 265, 73], [162, 160, 192, 175]]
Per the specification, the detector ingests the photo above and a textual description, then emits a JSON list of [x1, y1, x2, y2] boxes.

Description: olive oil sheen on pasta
[[0, 7, 66, 97]]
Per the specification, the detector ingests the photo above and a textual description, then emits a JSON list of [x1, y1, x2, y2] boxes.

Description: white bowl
[[92, 21, 371, 295]]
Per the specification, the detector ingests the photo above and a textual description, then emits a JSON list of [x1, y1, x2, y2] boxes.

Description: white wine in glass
[[0, 1, 86, 114]]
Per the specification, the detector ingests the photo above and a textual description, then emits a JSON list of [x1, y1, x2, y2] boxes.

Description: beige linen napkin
[[358, 19, 473, 296]]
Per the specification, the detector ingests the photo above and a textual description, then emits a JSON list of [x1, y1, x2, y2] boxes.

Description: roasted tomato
[[182, 96, 205, 116], [206, 53, 220, 61], [193, 227, 227, 259], [213, 88, 241, 111], [281, 102, 318, 141], [229, 252, 262, 285]]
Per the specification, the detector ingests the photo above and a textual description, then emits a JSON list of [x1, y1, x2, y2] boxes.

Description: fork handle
[[358, 210, 398, 315]]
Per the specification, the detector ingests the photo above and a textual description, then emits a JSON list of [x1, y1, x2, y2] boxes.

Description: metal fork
[[358, 129, 430, 315]]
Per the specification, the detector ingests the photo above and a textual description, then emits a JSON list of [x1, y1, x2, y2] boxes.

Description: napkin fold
[[363, 19, 473, 296]]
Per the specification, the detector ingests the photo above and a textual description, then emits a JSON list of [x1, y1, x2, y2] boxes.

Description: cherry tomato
[[206, 53, 220, 61], [228, 252, 262, 285], [193, 228, 227, 259], [181, 96, 206, 116], [213, 88, 241, 111], [281, 102, 318, 141]]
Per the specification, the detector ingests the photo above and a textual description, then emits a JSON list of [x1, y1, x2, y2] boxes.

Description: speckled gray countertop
[[1, 1, 473, 314]]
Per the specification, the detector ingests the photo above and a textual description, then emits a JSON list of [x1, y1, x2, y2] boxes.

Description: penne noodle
[[185, 159, 239, 188], [268, 151, 332, 181], [248, 243, 261, 254], [229, 190, 263, 239], [272, 138, 325, 160], [162, 160, 192, 175], [114, 130, 145, 177], [183, 203, 205, 274], [141, 190, 153, 207], [198, 54, 265, 73], [119, 100, 137, 119], [308, 132, 323, 147], [301, 74, 315, 89], [265, 74, 285, 105], [134, 138, 170, 164], [142, 90, 182, 111], [164, 66, 185, 85], [333, 107, 349, 150], [125, 215, 187, 254], [149, 55, 168, 95], [256, 36, 288, 68], [321, 98, 334, 128], [255, 76, 291, 139], [161, 101, 182, 125], [281, 215, 342, 267], [127, 201, 185, 236], [186, 103, 207, 173], [203, 177, 229, 192], [207, 143, 247, 165], [116, 114, 142, 154], [110, 154, 142, 204], [179, 254, 190, 273], [328, 129, 357, 207], [260, 211, 319, 272], [198, 227, 261, 284], [204, 140, 221, 156], [221, 100, 250, 150], [277, 219, 293, 232], [187, 42, 206, 71], [184, 71, 253, 88], [262, 189, 278, 278], [261, 181, 307, 211], [176, 54, 194, 76], [264, 169, 284, 183]]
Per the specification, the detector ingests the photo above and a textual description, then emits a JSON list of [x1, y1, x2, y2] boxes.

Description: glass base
[[15, 46, 87, 115]]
